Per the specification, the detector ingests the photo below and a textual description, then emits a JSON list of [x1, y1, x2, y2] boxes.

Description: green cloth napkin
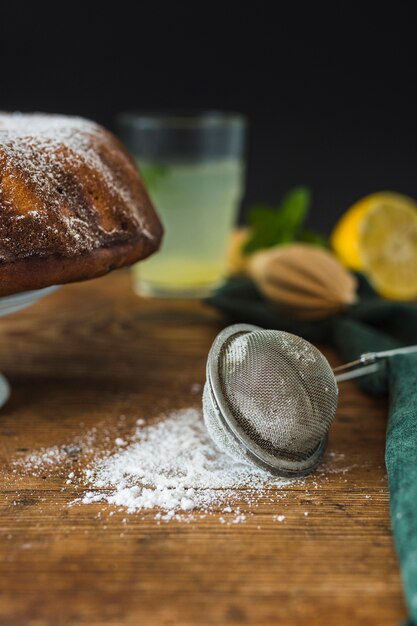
[[207, 276, 417, 624]]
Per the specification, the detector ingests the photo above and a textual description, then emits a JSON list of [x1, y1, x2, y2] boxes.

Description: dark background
[[1, 2, 416, 233]]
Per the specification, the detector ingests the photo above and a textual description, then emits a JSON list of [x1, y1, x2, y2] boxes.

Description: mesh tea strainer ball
[[203, 323, 417, 477], [203, 324, 338, 477]]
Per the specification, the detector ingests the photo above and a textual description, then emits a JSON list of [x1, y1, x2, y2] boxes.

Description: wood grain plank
[[0, 270, 406, 626]]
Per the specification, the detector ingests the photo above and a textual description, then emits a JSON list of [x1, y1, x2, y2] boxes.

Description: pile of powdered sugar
[[11, 403, 361, 524], [79, 408, 292, 522]]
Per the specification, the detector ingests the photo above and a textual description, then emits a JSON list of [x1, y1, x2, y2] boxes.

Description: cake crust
[[0, 236, 155, 296], [0, 113, 163, 296]]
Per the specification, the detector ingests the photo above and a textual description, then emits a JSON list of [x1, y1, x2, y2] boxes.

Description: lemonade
[[133, 158, 245, 296]]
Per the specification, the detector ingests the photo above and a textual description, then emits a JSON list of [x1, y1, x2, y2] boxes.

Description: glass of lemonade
[[117, 112, 247, 297]]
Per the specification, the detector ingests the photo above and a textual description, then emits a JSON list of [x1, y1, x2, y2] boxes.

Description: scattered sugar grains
[[80, 408, 293, 522], [11, 408, 305, 524]]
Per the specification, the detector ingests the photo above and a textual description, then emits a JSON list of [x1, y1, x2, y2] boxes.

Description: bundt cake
[[0, 113, 163, 296]]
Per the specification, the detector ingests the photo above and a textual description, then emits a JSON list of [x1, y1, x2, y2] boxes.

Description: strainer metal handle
[[204, 324, 417, 478], [334, 345, 417, 382]]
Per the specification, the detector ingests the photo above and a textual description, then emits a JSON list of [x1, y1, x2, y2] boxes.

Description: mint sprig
[[243, 186, 327, 255]]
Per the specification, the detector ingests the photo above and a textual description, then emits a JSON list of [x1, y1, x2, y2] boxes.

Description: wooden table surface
[[0, 270, 406, 626]]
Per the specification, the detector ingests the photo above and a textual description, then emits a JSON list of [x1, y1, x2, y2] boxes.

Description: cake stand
[[0, 286, 59, 408]]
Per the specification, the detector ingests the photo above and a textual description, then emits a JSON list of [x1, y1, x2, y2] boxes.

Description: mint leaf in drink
[[137, 163, 170, 189]]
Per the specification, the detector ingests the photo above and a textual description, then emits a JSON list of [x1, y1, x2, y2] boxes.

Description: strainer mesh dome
[[216, 329, 338, 465]]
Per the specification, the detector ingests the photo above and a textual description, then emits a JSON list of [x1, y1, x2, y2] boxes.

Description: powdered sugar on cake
[[0, 113, 156, 262]]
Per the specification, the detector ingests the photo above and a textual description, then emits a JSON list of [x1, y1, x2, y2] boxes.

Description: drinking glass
[[117, 111, 247, 297]]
